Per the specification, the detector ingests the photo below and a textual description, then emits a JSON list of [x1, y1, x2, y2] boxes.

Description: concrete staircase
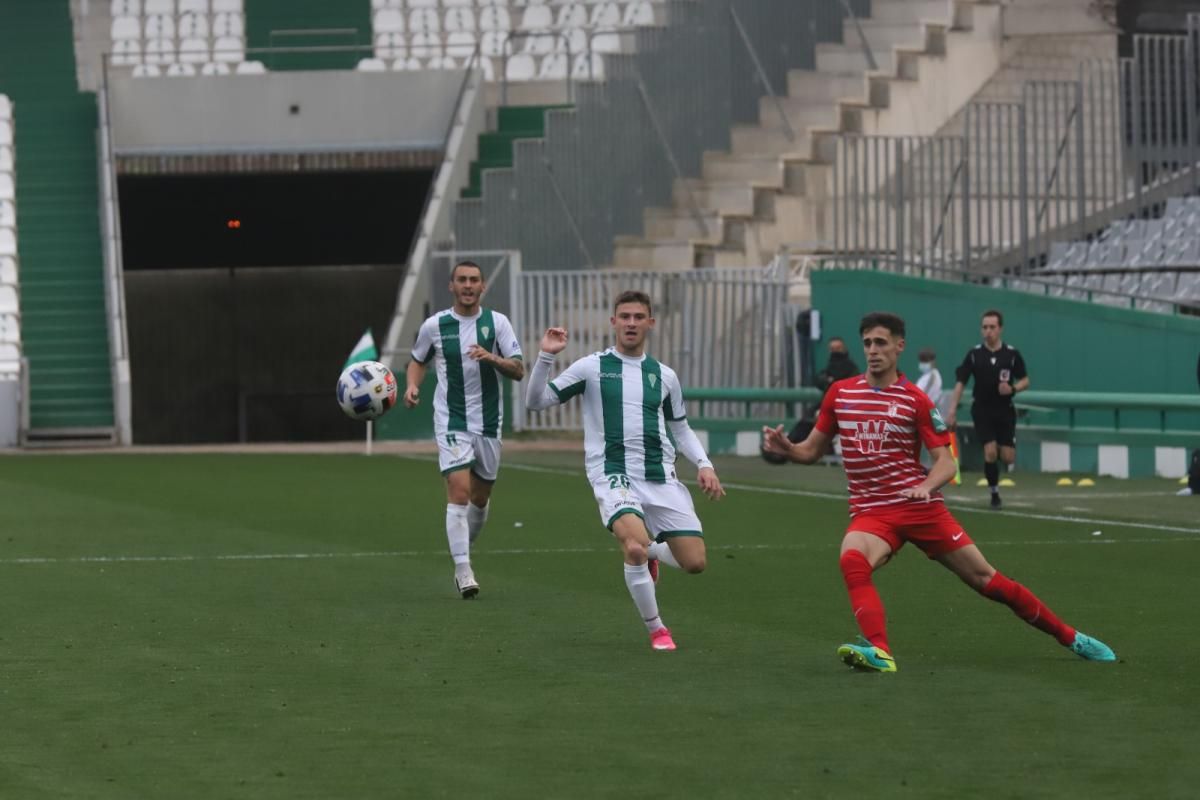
[[611, 0, 1006, 270]]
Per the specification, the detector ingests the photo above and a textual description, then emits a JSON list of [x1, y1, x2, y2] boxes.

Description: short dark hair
[[450, 260, 484, 280], [919, 348, 936, 362], [613, 290, 652, 316], [982, 309, 1003, 326], [859, 311, 906, 338], [829, 336, 846, 345]]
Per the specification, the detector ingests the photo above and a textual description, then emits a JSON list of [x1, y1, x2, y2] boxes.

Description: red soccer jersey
[[814, 374, 953, 517]]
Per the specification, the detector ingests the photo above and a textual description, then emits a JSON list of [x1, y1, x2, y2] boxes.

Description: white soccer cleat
[[455, 568, 480, 599]]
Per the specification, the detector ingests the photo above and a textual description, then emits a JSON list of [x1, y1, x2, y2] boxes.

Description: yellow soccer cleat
[[1077, 478, 1096, 487], [999, 478, 1016, 487], [837, 636, 897, 673], [1056, 477, 1074, 486]]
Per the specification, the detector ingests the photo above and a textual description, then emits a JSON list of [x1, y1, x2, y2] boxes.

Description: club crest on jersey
[[648, 374, 657, 388], [856, 419, 889, 453], [481, 326, 490, 338], [887, 402, 901, 417]]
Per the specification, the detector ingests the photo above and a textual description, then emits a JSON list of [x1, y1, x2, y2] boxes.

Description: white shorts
[[590, 473, 703, 540], [436, 432, 502, 482]]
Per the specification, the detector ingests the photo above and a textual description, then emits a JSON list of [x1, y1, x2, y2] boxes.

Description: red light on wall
[[226, 219, 242, 229]]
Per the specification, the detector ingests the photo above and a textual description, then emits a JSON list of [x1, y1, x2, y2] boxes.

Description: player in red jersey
[[763, 312, 1116, 671]]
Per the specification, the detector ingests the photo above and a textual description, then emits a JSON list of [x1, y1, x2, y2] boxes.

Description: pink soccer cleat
[[649, 627, 676, 651]]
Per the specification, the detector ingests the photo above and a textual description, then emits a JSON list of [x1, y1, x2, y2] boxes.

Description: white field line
[[1, 537, 1195, 567]]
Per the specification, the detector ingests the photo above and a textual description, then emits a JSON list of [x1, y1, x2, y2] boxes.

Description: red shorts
[[846, 501, 973, 558]]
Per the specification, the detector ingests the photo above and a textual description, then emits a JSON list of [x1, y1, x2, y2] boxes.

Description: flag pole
[[366, 420, 374, 457]]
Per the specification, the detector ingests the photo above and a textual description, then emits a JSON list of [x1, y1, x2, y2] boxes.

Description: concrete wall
[[109, 69, 465, 155]]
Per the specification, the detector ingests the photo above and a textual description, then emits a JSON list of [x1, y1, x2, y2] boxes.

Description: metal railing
[[833, 27, 1200, 274], [512, 264, 795, 431]]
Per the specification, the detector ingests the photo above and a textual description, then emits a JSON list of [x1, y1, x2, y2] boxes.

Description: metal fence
[[511, 266, 795, 430], [454, 0, 868, 270], [835, 26, 1200, 273]]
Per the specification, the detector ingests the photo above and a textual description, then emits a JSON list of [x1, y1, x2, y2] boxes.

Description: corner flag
[[344, 329, 378, 369]]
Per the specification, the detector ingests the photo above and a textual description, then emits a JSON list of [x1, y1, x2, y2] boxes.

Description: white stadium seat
[[409, 9, 440, 33], [592, 29, 621, 53], [0, 288, 17, 315], [356, 57, 388, 71], [178, 37, 209, 63], [178, 12, 210, 39], [373, 9, 405, 34], [178, 0, 209, 13], [371, 0, 403, 8], [590, 2, 621, 27], [212, 11, 244, 37], [563, 27, 586, 55], [200, 61, 232, 75], [166, 62, 198, 76], [144, 14, 177, 40], [0, 201, 13, 227], [481, 31, 507, 57], [212, 0, 241, 11], [443, 0, 473, 7], [132, 63, 163, 77], [235, 60, 266, 74], [144, 39, 175, 64], [410, 32, 442, 59], [0, 313, 19, 343], [445, 32, 477, 59], [0, 96, 11, 120], [113, 0, 142, 15], [212, 36, 245, 62], [0, 122, 11, 147], [112, 40, 143, 66], [375, 32, 406, 59], [392, 56, 423, 71], [145, 0, 175, 13], [0, 258, 16, 286], [538, 52, 568, 79], [444, 8, 475, 33], [407, 0, 438, 7], [624, 1, 654, 26], [478, 7, 511, 32], [0, 228, 14, 256], [520, 5, 552, 30], [0, 174, 12, 202], [505, 53, 536, 81], [522, 33, 556, 55], [0, 147, 12, 172], [557, 3, 588, 29], [111, 16, 141, 41], [428, 55, 459, 70]]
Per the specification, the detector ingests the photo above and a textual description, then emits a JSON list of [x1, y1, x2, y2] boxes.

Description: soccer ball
[[336, 360, 398, 421]]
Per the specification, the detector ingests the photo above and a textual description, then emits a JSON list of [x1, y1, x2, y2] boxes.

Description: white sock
[[467, 501, 489, 543], [623, 563, 664, 632], [446, 504, 470, 566], [647, 541, 681, 570]]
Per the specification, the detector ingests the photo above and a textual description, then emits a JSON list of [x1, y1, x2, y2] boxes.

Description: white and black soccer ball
[[336, 360, 398, 421]]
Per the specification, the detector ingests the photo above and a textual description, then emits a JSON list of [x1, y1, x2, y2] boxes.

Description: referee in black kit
[[946, 310, 1029, 509]]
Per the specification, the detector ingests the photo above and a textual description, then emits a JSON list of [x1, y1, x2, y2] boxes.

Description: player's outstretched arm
[[525, 327, 570, 411], [761, 424, 831, 465]]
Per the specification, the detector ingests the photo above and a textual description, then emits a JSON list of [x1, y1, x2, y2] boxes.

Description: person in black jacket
[[946, 310, 1029, 509], [1181, 351, 1200, 496], [763, 337, 860, 465]]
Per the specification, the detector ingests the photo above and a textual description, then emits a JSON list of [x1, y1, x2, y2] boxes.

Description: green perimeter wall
[[810, 270, 1200, 434]]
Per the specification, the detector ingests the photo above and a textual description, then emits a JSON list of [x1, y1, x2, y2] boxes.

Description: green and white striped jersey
[[549, 348, 687, 483], [412, 307, 522, 438]]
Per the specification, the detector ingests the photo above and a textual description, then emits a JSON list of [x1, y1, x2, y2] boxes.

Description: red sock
[[983, 572, 1076, 646], [839, 550, 890, 654]]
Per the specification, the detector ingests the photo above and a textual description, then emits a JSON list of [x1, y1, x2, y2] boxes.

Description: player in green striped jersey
[[526, 290, 725, 651], [406, 261, 525, 598]]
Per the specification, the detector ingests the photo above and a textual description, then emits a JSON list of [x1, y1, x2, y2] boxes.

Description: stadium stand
[[105, 0, 264, 76], [0, 0, 115, 439], [366, 0, 664, 79]]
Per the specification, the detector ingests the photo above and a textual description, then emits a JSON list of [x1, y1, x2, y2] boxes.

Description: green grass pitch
[[0, 450, 1196, 798]]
